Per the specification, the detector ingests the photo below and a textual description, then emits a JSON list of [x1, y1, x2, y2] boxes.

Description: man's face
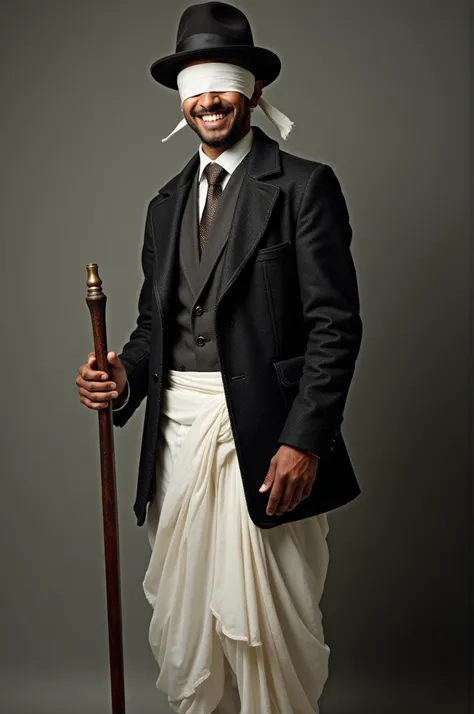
[[181, 59, 262, 150]]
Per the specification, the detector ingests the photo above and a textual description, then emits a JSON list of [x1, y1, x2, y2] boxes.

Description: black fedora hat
[[150, 1, 281, 90]]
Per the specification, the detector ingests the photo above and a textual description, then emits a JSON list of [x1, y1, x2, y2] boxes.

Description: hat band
[[177, 32, 251, 54]]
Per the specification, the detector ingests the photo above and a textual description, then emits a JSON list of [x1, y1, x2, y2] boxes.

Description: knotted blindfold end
[[161, 62, 294, 143]]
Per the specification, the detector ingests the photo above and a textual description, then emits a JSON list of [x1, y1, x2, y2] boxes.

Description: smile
[[197, 112, 231, 128]]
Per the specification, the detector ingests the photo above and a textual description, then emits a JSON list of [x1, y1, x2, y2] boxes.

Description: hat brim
[[150, 45, 281, 90]]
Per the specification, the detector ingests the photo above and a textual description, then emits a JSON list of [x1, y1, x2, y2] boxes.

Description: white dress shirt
[[113, 130, 254, 413]]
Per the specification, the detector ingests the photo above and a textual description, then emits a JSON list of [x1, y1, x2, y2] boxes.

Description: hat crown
[[176, 2, 254, 52], [150, 1, 281, 90]]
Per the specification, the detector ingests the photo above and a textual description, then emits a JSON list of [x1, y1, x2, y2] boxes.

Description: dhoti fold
[[143, 370, 330, 714]]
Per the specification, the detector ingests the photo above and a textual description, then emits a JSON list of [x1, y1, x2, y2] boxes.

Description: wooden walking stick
[[85, 263, 126, 714]]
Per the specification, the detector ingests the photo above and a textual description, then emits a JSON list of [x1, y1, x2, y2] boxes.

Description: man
[[76, 3, 363, 712]]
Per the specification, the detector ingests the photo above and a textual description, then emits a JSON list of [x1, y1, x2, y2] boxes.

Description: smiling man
[[76, 2, 363, 712]]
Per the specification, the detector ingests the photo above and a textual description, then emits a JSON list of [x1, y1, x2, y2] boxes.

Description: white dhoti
[[143, 370, 330, 714]]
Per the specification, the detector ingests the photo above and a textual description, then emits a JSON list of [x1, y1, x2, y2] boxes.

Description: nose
[[198, 92, 222, 108]]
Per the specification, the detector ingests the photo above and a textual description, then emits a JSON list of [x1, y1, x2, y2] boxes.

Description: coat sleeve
[[112, 205, 154, 428], [278, 164, 363, 456]]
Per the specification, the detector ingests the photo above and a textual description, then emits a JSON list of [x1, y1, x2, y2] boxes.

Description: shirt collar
[[198, 129, 254, 182]]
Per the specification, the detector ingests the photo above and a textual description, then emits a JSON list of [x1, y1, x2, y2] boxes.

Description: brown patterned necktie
[[199, 162, 227, 257]]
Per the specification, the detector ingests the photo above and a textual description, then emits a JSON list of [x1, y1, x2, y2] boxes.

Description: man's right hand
[[76, 351, 127, 410]]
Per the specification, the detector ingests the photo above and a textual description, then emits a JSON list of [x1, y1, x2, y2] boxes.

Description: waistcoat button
[[196, 336, 206, 347], [152, 373, 158, 382], [194, 305, 204, 317]]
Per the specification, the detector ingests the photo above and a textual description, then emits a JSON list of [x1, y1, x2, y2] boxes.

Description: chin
[[199, 123, 245, 149], [201, 132, 233, 148]]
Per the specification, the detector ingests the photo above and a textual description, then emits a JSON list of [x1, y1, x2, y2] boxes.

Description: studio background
[[1, 1, 471, 713]]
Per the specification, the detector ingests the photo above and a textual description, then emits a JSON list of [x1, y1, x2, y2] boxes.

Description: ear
[[249, 80, 263, 109]]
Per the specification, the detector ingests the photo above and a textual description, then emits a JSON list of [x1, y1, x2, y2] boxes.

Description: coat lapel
[[149, 153, 199, 311], [179, 173, 201, 298], [217, 127, 282, 305]]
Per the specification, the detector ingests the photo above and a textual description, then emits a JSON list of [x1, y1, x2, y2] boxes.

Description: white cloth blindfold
[[162, 62, 293, 143]]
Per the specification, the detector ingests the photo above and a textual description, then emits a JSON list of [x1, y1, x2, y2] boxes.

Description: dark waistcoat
[[169, 155, 249, 371]]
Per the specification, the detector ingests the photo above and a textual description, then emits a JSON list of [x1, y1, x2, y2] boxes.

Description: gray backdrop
[[1, 1, 472, 713]]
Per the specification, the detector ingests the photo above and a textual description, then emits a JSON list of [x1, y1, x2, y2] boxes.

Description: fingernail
[[101, 374, 107, 380], [110, 383, 116, 389], [259, 486, 265, 492], [111, 392, 118, 399]]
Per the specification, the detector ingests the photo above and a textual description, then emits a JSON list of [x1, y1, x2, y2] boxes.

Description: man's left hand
[[260, 445, 319, 516]]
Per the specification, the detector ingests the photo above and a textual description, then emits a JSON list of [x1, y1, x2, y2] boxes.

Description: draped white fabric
[[144, 370, 330, 714]]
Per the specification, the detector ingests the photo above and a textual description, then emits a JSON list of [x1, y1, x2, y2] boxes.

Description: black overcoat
[[113, 127, 363, 528]]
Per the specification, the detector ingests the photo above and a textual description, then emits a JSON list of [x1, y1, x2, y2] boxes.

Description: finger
[[78, 386, 118, 402], [107, 351, 120, 366], [79, 395, 109, 410], [275, 477, 298, 515], [259, 460, 276, 493], [76, 373, 116, 391], [287, 483, 306, 511], [78, 364, 109, 382], [266, 473, 286, 516], [300, 474, 316, 502], [87, 354, 105, 375]]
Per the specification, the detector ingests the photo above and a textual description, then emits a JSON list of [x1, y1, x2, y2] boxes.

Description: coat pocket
[[273, 354, 306, 386], [273, 354, 305, 409], [255, 241, 291, 262]]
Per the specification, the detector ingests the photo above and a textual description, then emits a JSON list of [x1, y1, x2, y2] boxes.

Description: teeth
[[201, 113, 226, 122]]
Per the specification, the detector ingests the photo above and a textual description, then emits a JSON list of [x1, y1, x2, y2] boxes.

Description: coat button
[[152, 373, 158, 382], [196, 336, 206, 347], [194, 305, 204, 317]]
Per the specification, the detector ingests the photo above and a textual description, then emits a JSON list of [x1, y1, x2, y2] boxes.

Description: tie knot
[[204, 162, 227, 186]]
